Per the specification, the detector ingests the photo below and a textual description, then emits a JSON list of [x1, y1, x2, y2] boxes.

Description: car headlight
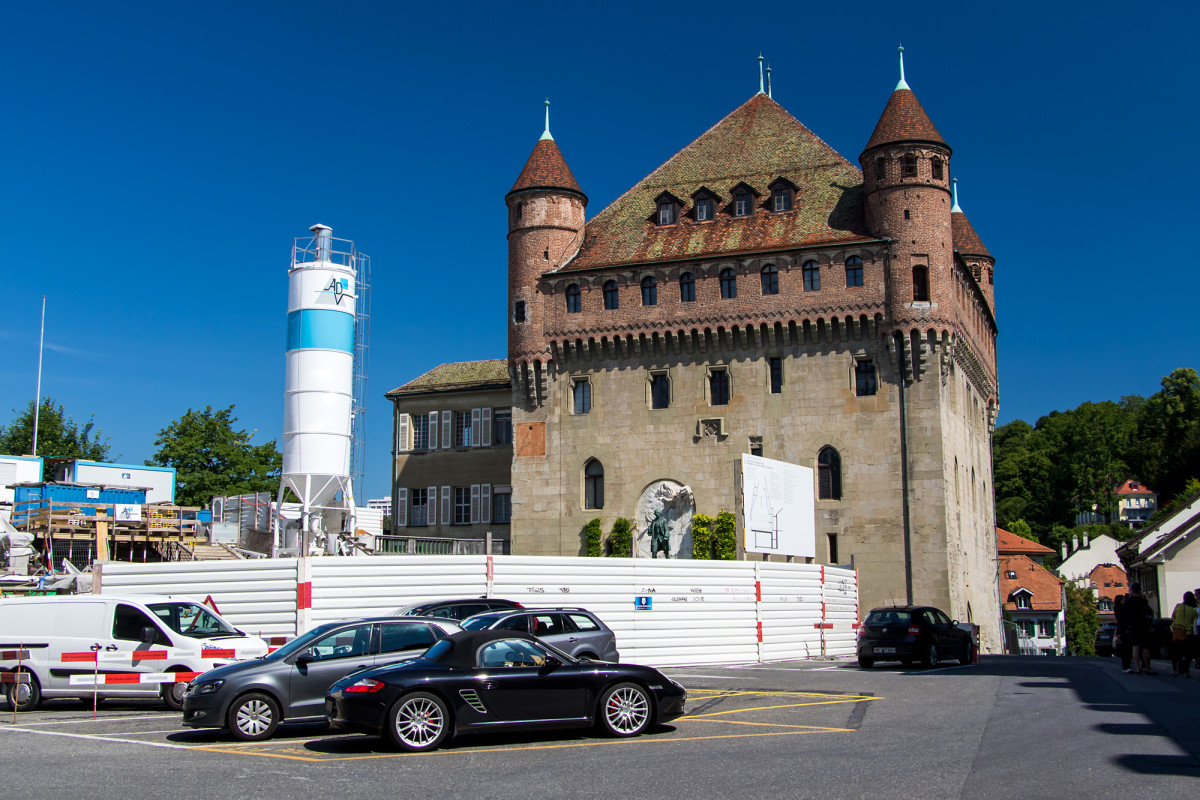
[[192, 680, 224, 696]]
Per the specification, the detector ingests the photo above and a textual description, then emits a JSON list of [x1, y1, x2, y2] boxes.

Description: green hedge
[[713, 511, 737, 560], [582, 518, 603, 557], [608, 517, 633, 557], [692, 513, 714, 559]]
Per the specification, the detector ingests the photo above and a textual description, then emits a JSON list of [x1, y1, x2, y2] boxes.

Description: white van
[[0, 594, 268, 711]]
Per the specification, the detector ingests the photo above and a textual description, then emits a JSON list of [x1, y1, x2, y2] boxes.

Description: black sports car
[[326, 629, 686, 751]]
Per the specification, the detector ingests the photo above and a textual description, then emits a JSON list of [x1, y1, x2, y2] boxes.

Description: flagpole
[[31, 296, 46, 456]]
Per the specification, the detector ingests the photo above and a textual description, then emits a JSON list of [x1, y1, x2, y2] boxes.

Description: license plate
[[874, 647, 896, 654]]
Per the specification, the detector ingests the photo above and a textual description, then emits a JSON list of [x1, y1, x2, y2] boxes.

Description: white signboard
[[741, 454, 815, 558], [114, 503, 143, 522]]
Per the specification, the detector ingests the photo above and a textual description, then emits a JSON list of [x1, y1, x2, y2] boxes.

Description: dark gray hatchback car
[[181, 616, 460, 740], [460, 607, 619, 662]]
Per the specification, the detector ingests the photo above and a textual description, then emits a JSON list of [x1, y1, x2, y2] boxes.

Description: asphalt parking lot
[[2, 656, 1198, 799]]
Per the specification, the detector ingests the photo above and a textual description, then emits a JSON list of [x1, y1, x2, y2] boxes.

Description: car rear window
[[866, 610, 911, 625], [566, 613, 600, 632]]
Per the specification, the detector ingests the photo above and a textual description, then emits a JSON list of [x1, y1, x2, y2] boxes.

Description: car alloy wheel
[[599, 682, 651, 736], [388, 692, 450, 752], [923, 643, 939, 668], [228, 693, 280, 741], [161, 671, 188, 711]]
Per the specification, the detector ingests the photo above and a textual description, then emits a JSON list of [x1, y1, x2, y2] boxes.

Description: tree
[[691, 513, 714, 559], [1134, 368, 1200, 500], [581, 518, 603, 557], [148, 405, 281, 507], [606, 518, 633, 557], [0, 397, 111, 480], [1063, 582, 1099, 656], [713, 511, 738, 560]]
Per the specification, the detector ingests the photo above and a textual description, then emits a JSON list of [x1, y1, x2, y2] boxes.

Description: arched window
[[912, 266, 929, 302], [565, 284, 581, 313], [802, 260, 821, 292], [845, 256, 863, 288], [902, 154, 917, 178], [603, 280, 619, 310], [818, 447, 842, 500], [875, 157, 887, 182], [679, 272, 696, 302], [584, 459, 604, 509], [720, 268, 737, 299], [760, 265, 778, 295], [641, 276, 657, 306]]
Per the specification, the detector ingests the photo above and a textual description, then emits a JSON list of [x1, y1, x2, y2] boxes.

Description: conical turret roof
[[862, 88, 948, 154], [562, 93, 869, 272], [508, 138, 585, 201], [952, 211, 992, 258]]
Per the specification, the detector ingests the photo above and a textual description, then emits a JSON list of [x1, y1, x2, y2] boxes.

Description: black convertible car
[[326, 629, 686, 751]]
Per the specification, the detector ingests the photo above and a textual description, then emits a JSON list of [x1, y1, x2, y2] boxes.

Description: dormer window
[[654, 191, 683, 226], [730, 182, 760, 218], [691, 187, 722, 223], [768, 178, 797, 213]]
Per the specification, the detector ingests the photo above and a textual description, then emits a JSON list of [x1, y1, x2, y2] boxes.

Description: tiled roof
[[508, 139, 585, 199], [952, 211, 992, 258], [863, 88, 948, 153], [999, 555, 1064, 613], [561, 94, 872, 273], [386, 360, 510, 397], [1087, 564, 1128, 607], [1114, 479, 1155, 496], [997, 527, 1055, 556]]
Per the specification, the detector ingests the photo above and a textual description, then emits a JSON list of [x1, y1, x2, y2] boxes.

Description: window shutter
[[395, 488, 408, 528], [481, 484, 492, 524], [441, 411, 451, 449], [471, 484, 481, 524], [481, 408, 492, 447], [426, 485, 437, 526], [397, 414, 411, 453], [441, 486, 451, 525], [427, 411, 438, 449], [471, 408, 482, 448]]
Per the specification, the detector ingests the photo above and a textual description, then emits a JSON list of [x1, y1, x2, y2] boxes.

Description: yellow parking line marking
[[683, 718, 853, 732], [685, 697, 878, 718], [191, 728, 853, 762]]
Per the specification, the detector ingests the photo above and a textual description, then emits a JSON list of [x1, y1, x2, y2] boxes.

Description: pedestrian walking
[[1169, 591, 1197, 677], [1114, 593, 1132, 672], [1125, 583, 1155, 675]]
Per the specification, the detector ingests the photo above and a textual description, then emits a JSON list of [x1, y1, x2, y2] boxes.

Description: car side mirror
[[951, 620, 959, 627], [542, 656, 562, 671], [296, 653, 314, 667], [141, 626, 159, 644]]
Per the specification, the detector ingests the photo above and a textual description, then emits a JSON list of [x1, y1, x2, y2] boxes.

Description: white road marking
[[5, 714, 177, 727], [662, 674, 744, 679], [0, 725, 198, 750]]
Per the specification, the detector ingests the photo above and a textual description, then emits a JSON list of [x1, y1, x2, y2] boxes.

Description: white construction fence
[[96, 556, 859, 667]]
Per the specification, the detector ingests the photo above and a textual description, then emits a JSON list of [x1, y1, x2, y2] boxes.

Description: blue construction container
[[12, 482, 148, 523]]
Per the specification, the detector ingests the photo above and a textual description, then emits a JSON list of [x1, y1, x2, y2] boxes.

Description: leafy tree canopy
[[0, 397, 112, 480], [148, 405, 280, 507], [1064, 582, 1100, 656]]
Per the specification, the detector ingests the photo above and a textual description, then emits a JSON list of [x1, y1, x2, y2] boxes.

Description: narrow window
[[931, 157, 943, 180], [845, 256, 863, 288], [855, 360, 878, 397], [709, 368, 730, 406], [913, 265, 930, 302], [409, 489, 428, 526], [695, 197, 713, 221], [453, 487, 471, 524], [516, 202, 523, 219], [904, 209, 910, 220], [818, 447, 841, 500], [760, 264, 778, 295], [772, 187, 792, 212], [641, 276, 657, 306], [680, 272, 696, 302], [802, 260, 821, 291], [827, 533, 839, 564], [492, 489, 512, 524], [572, 378, 591, 414], [493, 409, 512, 445], [769, 357, 783, 394], [750, 438, 763, 457], [514, 300, 526, 323], [903, 154, 917, 177], [454, 411, 472, 447], [603, 280, 619, 310], [734, 192, 753, 217], [875, 157, 887, 182], [650, 373, 670, 409], [720, 268, 737, 299], [412, 415, 429, 450], [565, 284, 581, 313], [657, 202, 677, 226], [584, 459, 604, 509]]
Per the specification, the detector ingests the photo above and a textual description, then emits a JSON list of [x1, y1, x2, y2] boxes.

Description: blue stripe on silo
[[286, 309, 355, 352]]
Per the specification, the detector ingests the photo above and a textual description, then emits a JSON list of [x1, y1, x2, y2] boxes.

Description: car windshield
[[390, 602, 425, 616], [148, 602, 239, 639], [461, 614, 501, 631], [866, 609, 912, 625], [268, 623, 343, 659]]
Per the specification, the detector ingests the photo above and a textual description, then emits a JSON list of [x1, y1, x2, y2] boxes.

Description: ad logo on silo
[[317, 277, 351, 306]]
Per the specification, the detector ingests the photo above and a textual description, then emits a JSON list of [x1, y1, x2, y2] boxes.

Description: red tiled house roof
[[996, 527, 1055, 556], [999, 555, 1064, 613], [1088, 564, 1128, 607], [561, 93, 872, 273], [1114, 479, 1156, 496]]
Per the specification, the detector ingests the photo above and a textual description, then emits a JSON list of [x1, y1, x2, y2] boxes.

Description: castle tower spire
[[541, 99, 552, 141], [951, 177, 962, 212], [757, 54, 765, 95], [897, 45, 909, 91]]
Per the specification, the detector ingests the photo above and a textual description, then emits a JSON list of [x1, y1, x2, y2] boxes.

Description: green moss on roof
[[387, 359, 510, 396]]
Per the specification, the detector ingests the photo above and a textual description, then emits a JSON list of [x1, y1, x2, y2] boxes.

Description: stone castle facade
[[504, 59, 1002, 649]]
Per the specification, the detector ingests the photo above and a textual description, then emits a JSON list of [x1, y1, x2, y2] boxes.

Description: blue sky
[[2, 1, 1197, 502]]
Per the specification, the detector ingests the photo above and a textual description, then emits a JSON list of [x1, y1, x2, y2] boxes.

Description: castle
[[503, 52, 1001, 649]]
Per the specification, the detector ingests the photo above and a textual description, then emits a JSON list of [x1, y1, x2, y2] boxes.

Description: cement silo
[[279, 224, 369, 554]]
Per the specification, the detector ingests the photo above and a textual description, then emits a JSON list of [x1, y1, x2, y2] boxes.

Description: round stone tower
[[859, 48, 954, 330], [506, 102, 587, 370]]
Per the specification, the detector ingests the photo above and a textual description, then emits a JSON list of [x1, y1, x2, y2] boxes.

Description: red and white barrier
[[0, 649, 32, 660], [69, 671, 202, 687], [0, 672, 31, 684]]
